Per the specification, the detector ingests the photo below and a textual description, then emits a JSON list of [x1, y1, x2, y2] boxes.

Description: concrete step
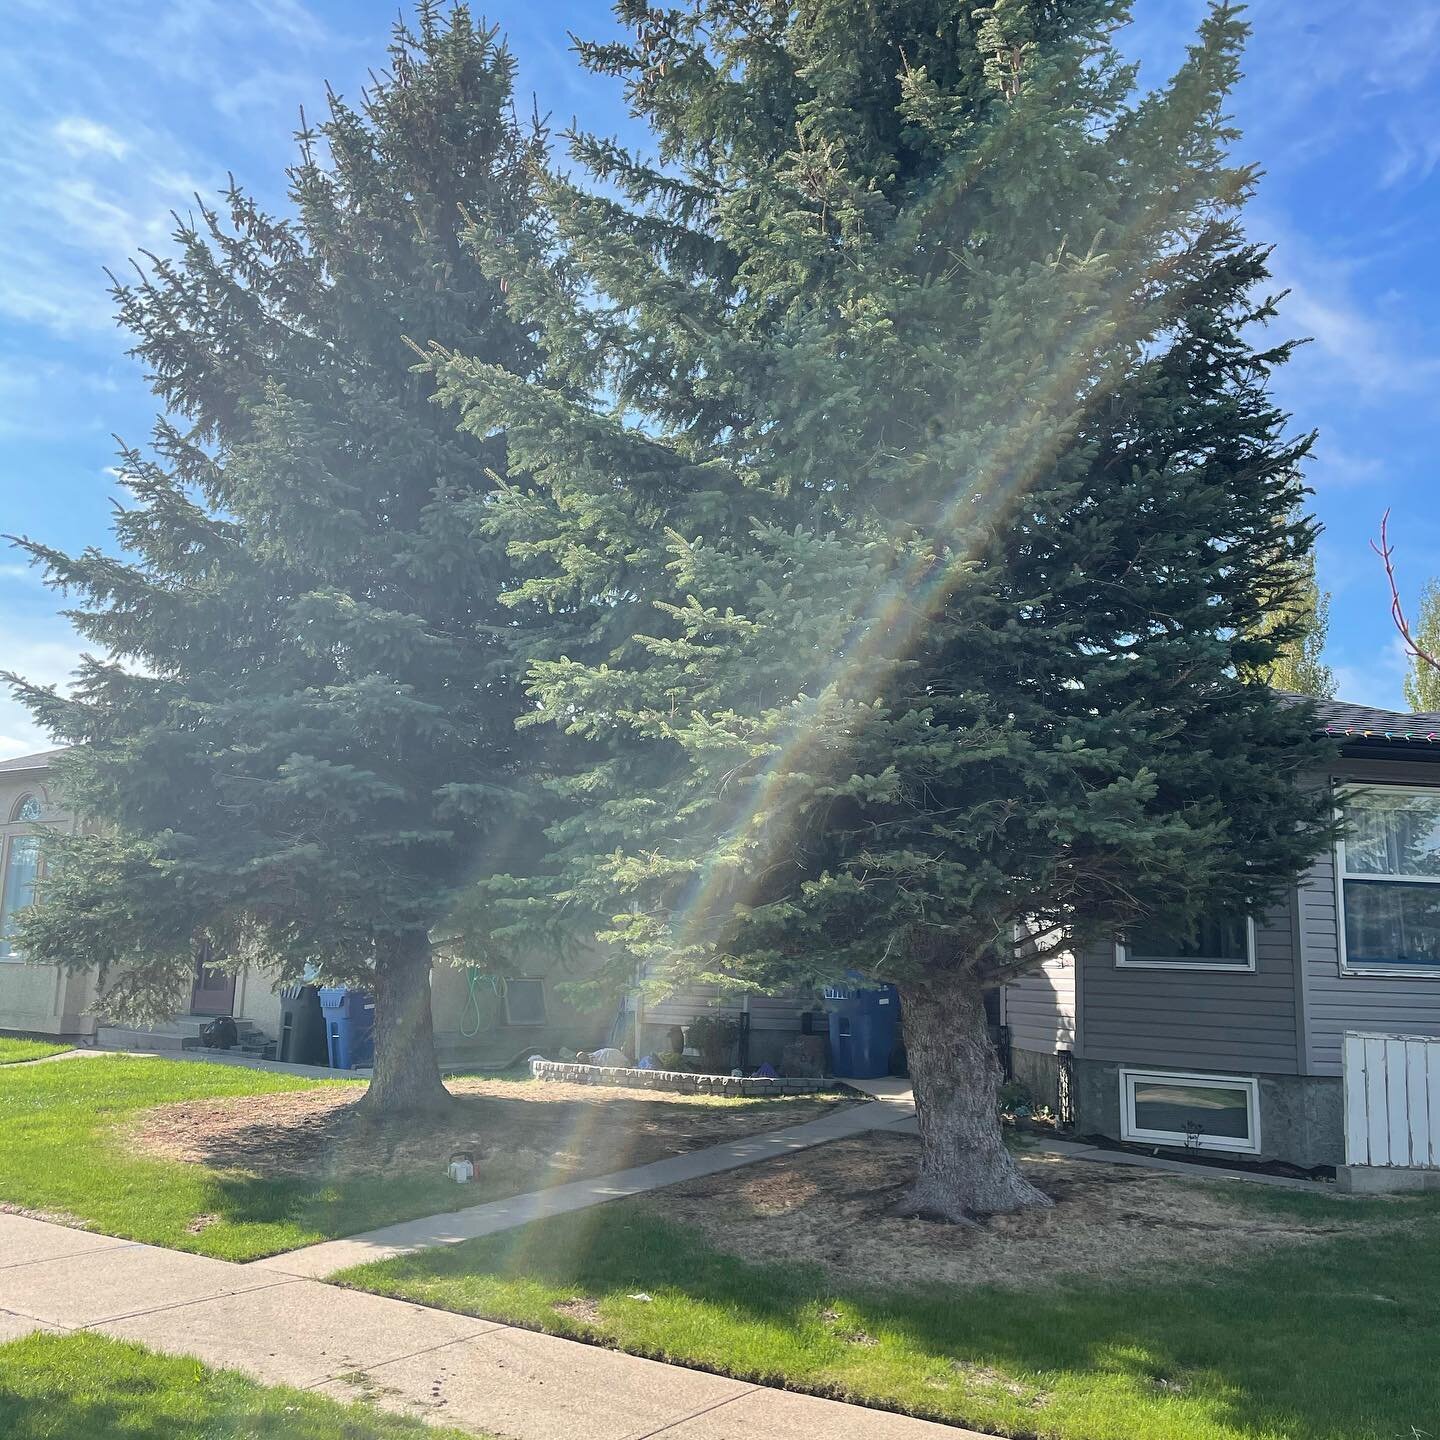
[[94, 1027, 193, 1053], [147, 1016, 263, 1038], [95, 1017, 269, 1055]]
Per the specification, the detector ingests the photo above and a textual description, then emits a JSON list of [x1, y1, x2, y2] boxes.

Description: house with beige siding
[[0, 750, 97, 1037], [0, 749, 609, 1064], [1005, 697, 1440, 1172]]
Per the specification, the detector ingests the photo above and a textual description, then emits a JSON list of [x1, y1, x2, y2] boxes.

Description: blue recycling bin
[[317, 987, 375, 1070], [822, 982, 900, 1078]]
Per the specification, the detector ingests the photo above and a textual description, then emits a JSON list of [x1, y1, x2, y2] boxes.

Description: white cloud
[[53, 116, 130, 161], [1256, 213, 1440, 403], [1332, 636, 1413, 710], [0, 353, 129, 438], [1305, 440, 1384, 491], [0, 0, 338, 340], [0, 614, 84, 759], [1380, 116, 1440, 188]]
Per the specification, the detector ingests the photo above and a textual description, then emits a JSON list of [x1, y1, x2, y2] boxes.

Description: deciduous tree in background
[[431, 0, 1338, 1217], [5, 4, 547, 1113], [1403, 581, 1440, 711], [1248, 514, 1335, 698]]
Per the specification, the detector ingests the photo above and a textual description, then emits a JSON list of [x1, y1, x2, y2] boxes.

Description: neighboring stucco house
[[0, 748, 608, 1063], [1005, 696, 1440, 1170], [0, 750, 97, 1037]]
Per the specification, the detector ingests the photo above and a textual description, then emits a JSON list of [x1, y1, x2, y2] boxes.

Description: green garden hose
[[461, 967, 502, 1039]]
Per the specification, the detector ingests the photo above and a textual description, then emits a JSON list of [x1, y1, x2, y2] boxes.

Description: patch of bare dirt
[[553, 1296, 603, 1325], [127, 1078, 852, 1195], [1, 1201, 91, 1229], [646, 1131, 1362, 1292]]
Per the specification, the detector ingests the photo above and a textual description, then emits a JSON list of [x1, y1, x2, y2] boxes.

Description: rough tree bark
[[357, 930, 454, 1116], [896, 966, 1053, 1223]]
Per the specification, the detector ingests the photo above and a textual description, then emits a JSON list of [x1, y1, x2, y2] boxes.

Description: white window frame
[[1114, 915, 1257, 972], [0, 794, 44, 964], [1119, 1067, 1261, 1154], [1336, 782, 1440, 978], [0, 836, 19, 964], [502, 977, 548, 1026]]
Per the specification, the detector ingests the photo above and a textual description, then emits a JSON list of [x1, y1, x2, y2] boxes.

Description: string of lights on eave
[[1325, 726, 1440, 744]]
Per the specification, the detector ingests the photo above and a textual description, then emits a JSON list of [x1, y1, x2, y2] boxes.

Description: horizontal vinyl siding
[[644, 985, 811, 1032], [747, 994, 811, 1032], [1303, 787, 1440, 1073], [1078, 902, 1300, 1075], [644, 985, 743, 1028], [1004, 955, 1075, 1054]]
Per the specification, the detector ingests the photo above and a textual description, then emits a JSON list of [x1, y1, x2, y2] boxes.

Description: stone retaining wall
[[529, 1058, 830, 1097]]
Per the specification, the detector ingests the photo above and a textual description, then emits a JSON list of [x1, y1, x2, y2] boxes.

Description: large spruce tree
[[428, 0, 1339, 1215], [6, 4, 545, 1112]]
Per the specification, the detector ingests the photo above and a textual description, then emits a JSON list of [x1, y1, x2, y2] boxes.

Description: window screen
[[504, 978, 547, 1026]]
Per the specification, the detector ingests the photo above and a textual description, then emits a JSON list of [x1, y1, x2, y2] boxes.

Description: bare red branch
[[1372, 508, 1440, 676]]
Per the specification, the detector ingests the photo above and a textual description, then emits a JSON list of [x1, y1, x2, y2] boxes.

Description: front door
[[190, 945, 236, 1016]]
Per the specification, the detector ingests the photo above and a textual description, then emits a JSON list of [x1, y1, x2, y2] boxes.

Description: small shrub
[[998, 1079, 1034, 1117], [685, 1013, 741, 1073]]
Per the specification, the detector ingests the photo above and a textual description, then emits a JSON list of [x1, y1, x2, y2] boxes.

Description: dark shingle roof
[[1278, 694, 1440, 750], [0, 748, 67, 774]]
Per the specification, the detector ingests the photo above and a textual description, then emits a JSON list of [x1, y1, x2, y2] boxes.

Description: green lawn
[[0, 1331, 487, 1440], [0, 1055, 508, 1260], [0, 1055, 376, 1259], [0, 1053, 837, 1262], [339, 1187, 1440, 1440], [0, 1035, 72, 1064]]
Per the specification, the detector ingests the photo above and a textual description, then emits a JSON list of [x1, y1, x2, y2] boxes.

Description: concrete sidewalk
[[0, 1211, 978, 1440], [251, 1097, 917, 1278]]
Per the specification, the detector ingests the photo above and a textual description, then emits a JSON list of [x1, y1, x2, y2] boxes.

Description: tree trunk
[[356, 930, 454, 1117], [896, 968, 1052, 1223]]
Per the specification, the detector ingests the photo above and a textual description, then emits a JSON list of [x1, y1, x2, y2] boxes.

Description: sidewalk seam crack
[[0, 1240, 140, 1272], [80, 1276, 303, 1329], [627, 1384, 761, 1440]]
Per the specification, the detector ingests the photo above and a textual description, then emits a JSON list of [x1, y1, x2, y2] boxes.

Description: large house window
[[1338, 785, 1440, 974], [1116, 914, 1255, 971], [0, 795, 44, 960], [1119, 1068, 1261, 1153]]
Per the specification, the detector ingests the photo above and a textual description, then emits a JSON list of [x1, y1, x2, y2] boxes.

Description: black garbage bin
[[278, 984, 328, 1066], [823, 982, 900, 1078]]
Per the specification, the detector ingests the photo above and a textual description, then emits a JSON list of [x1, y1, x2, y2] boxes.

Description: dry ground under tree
[[131, 1076, 853, 1192], [645, 1130, 1370, 1290]]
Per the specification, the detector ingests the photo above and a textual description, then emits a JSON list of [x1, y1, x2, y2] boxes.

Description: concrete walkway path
[[0, 1211, 977, 1440], [251, 1097, 917, 1279]]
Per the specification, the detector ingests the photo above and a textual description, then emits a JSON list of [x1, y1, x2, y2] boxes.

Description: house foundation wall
[[1072, 1057, 1343, 1169], [1009, 1046, 1063, 1114]]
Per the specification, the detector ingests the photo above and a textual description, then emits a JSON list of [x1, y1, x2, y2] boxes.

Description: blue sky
[[1, 0, 1438, 758]]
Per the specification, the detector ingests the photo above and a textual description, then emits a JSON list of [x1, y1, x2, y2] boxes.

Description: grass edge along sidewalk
[[0, 1330, 490, 1440], [0, 1036, 71, 1065], [336, 1185, 1440, 1440]]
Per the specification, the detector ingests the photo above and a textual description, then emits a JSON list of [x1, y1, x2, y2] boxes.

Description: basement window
[[1119, 1068, 1261, 1154], [503, 978, 547, 1026]]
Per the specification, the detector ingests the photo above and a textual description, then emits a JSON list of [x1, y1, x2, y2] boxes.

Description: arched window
[[0, 795, 43, 959]]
